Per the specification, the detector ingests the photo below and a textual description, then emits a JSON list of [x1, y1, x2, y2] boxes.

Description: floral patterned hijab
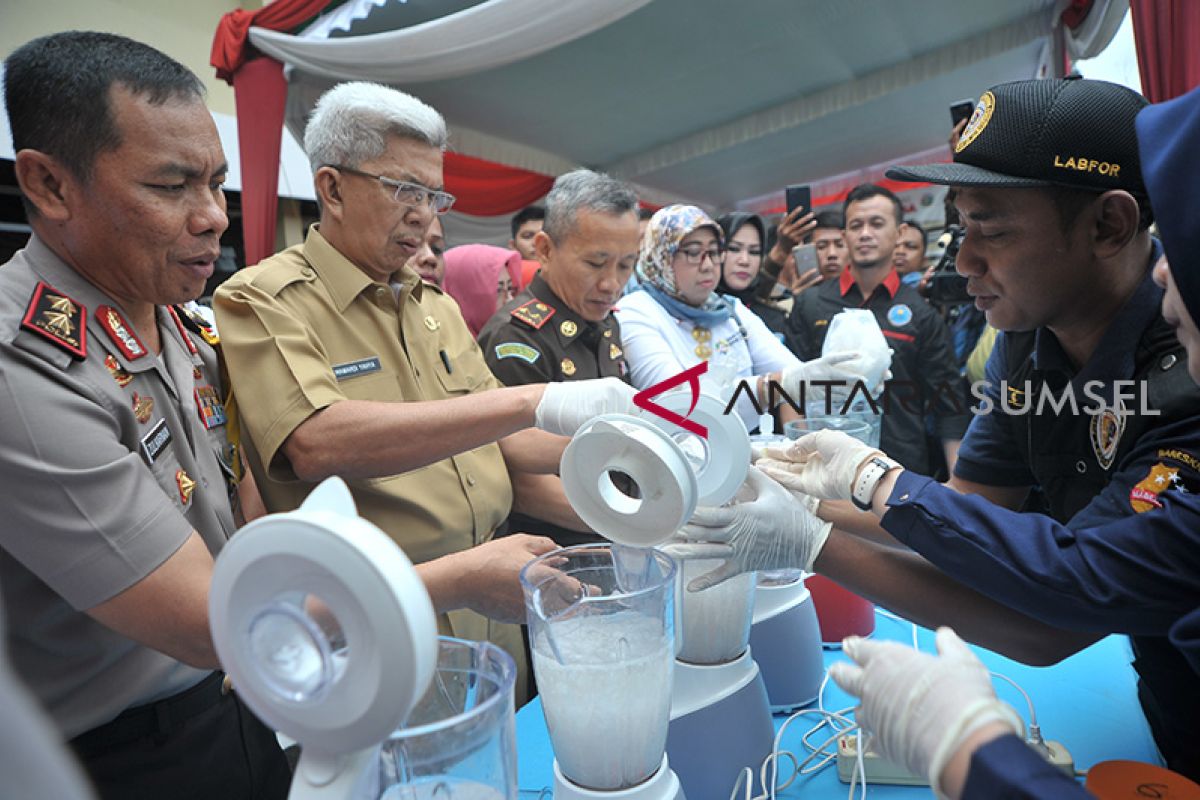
[[635, 204, 733, 324]]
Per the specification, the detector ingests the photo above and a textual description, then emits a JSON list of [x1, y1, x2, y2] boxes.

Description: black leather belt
[[70, 671, 227, 756]]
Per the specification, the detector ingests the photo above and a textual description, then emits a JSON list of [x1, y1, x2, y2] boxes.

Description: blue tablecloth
[[514, 613, 1159, 797]]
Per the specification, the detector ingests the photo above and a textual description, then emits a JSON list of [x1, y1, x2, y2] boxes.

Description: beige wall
[[0, 0, 260, 116]]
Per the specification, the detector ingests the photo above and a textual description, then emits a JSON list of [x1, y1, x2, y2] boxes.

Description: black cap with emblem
[[888, 77, 1149, 198]]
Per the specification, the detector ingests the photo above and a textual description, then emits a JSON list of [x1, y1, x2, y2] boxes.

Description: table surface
[[513, 612, 1160, 798]]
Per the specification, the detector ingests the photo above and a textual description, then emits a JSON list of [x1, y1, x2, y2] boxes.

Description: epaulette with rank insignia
[[21, 281, 87, 360], [510, 299, 556, 330], [173, 304, 220, 346]]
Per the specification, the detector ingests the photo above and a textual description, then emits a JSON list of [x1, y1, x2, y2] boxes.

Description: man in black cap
[[676, 77, 1200, 779]]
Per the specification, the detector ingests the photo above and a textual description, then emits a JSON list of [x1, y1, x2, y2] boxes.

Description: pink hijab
[[442, 244, 524, 336]]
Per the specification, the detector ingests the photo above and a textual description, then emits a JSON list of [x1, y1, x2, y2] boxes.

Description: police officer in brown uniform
[[214, 83, 637, 702], [479, 169, 640, 545], [0, 32, 290, 798]]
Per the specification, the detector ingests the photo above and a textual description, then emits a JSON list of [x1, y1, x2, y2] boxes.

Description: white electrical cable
[[727, 669, 868, 800]]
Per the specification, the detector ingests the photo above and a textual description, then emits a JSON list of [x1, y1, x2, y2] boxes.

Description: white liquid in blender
[[532, 612, 673, 791], [678, 561, 755, 665], [379, 777, 505, 799]]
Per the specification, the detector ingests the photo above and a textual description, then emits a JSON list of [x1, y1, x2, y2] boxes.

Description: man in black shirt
[[787, 184, 969, 472]]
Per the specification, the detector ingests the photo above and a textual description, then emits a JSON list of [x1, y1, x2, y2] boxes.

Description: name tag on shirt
[[333, 357, 382, 381], [140, 419, 173, 466]]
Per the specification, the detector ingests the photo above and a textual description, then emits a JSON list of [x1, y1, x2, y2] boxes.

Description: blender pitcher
[[521, 544, 677, 792], [366, 637, 517, 799]]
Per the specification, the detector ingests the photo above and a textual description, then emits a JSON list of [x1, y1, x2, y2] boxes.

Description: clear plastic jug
[[521, 545, 677, 791], [364, 637, 517, 799], [676, 563, 756, 665]]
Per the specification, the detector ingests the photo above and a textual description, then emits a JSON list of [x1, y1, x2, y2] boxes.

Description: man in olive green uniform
[[479, 169, 640, 545], [215, 83, 635, 700], [0, 32, 289, 798]]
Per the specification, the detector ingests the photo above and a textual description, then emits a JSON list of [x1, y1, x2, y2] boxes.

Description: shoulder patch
[[250, 259, 317, 297], [494, 342, 541, 364], [21, 281, 87, 360], [511, 299, 556, 330]]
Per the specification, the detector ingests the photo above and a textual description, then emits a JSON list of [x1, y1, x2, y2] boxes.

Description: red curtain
[[211, 0, 329, 267], [1130, 0, 1200, 103], [211, 0, 329, 83], [232, 58, 288, 269], [444, 153, 554, 216]]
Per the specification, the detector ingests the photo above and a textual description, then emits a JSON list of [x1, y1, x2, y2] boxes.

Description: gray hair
[[543, 169, 639, 241], [304, 81, 448, 173]]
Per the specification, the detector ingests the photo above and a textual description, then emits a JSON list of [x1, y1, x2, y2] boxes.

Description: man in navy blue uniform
[[677, 77, 1200, 784]]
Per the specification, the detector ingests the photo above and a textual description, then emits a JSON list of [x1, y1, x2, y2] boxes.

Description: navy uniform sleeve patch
[[494, 342, 541, 364], [21, 281, 87, 360], [511, 299, 556, 330]]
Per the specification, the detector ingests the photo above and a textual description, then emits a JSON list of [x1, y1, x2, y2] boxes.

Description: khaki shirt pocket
[[435, 344, 495, 395], [336, 368, 405, 402]]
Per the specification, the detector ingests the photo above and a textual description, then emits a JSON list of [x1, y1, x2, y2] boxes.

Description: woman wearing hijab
[[442, 244, 522, 338], [716, 212, 796, 350], [615, 204, 863, 432]]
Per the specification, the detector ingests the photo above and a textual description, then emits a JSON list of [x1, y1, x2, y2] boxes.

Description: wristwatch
[[852, 456, 898, 510]]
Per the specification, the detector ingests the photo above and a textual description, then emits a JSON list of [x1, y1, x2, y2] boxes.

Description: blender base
[[749, 579, 824, 713], [553, 755, 684, 799], [667, 651, 775, 799]]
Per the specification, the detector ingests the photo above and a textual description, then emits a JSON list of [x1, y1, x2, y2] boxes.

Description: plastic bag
[[822, 309, 891, 393]]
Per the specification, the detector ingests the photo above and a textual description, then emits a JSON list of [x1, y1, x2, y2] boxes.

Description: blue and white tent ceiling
[[250, 0, 1128, 214]]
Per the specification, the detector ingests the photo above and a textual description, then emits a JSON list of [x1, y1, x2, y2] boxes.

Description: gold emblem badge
[[132, 392, 154, 424], [105, 354, 133, 387], [609, 343, 623, 360], [1090, 404, 1126, 471], [691, 327, 712, 343], [561, 358, 577, 376], [175, 469, 196, 504], [560, 320, 578, 337], [423, 315, 440, 331], [955, 91, 995, 154], [695, 344, 712, 360], [603, 329, 613, 338]]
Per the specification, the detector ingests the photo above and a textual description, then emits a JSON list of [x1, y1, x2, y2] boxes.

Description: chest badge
[[132, 392, 155, 424], [105, 354, 133, 387], [609, 343, 623, 361], [176, 469, 196, 505], [887, 304, 913, 327], [1090, 404, 1126, 471], [561, 357, 577, 377], [560, 320, 578, 338], [21, 281, 87, 359], [423, 315, 441, 332], [194, 385, 228, 429]]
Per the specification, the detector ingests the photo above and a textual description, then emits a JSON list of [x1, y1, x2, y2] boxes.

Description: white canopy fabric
[[249, 0, 1135, 214], [250, 0, 656, 84]]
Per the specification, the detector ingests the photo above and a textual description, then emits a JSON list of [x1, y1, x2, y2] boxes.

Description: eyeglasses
[[329, 165, 456, 215], [675, 245, 723, 265]]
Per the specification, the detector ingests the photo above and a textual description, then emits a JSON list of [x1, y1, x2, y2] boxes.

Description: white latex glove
[[829, 627, 1024, 797], [534, 377, 637, 436], [758, 429, 892, 502], [661, 467, 832, 591], [778, 350, 867, 399]]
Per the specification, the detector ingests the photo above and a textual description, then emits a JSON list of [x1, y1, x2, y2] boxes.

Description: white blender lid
[[561, 414, 698, 547], [642, 391, 751, 508], [209, 478, 438, 755]]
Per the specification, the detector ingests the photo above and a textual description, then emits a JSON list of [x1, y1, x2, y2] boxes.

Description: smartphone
[[792, 243, 819, 275], [785, 184, 812, 216], [950, 99, 975, 127]]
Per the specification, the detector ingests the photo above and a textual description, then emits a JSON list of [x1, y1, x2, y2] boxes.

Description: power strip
[[835, 735, 1074, 785]]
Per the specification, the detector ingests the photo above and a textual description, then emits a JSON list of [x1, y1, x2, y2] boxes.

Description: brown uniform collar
[[526, 273, 617, 345], [303, 224, 424, 313]]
